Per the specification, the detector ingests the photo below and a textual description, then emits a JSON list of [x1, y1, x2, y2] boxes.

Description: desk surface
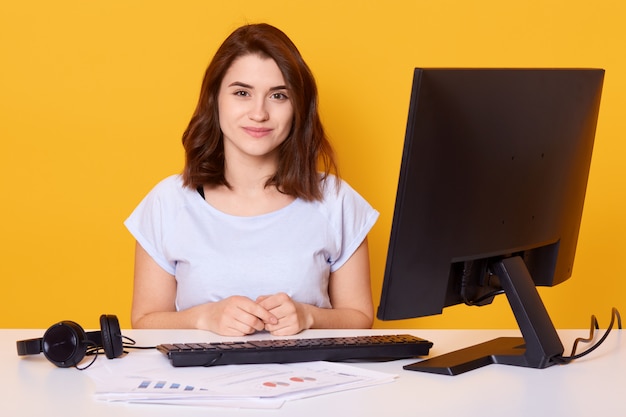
[[3, 328, 623, 416]]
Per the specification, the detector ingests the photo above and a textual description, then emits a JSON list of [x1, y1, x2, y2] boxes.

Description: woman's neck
[[203, 160, 294, 216]]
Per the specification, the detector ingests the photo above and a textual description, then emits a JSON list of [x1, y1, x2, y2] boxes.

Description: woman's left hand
[[255, 292, 313, 336]]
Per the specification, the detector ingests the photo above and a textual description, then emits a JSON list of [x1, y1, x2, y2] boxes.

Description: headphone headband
[[16, 337, 42, 355]]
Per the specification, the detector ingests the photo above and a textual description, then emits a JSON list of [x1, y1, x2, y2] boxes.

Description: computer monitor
[[376, 68, 604, 375]]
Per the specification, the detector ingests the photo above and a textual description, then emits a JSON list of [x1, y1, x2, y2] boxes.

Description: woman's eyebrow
[[228, 81, 288, 91], [228, 81, 253, 89]]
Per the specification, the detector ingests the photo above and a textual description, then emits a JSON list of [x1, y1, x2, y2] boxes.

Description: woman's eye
[[271, 92, 289, 100], [234, 90, 249, 97]]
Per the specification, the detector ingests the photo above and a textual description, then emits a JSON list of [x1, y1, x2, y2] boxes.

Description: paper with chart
[[84, 349, 397, 408]]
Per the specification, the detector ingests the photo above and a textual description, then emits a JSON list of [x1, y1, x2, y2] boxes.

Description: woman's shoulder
[[144, 174, 189, 197], [151, 174, 184, 190], [315, 175, 378, 221], [320, 174, 360, 202], [138, 174, 197, 207]]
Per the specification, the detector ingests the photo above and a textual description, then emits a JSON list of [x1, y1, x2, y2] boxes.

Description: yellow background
[[1, 1, 624, 330]]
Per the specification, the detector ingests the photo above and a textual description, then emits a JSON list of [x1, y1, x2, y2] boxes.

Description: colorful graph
[[262, 376, 317, 388]]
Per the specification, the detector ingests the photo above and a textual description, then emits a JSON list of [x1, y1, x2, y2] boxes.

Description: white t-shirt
[[124, 175, 379, 311]]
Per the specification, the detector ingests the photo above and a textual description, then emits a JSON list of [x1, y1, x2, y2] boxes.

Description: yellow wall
[[1, 1, 624, 330]]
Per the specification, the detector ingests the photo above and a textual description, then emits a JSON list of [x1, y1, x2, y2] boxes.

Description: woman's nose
[[248, 98, 269, 122]]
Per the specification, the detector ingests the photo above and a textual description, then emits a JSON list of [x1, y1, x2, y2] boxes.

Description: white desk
[[3, 328, 623, 416]]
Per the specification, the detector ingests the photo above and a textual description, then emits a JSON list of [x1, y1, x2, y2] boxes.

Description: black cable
[[569, 315, 600, 357], [78, 340, 100, 370], [468, 289, 505, 306], [120, 335, 157, 350], [554, 307, 621, 365], [79, 336, 156, 370], [461, 260, 504, 306]]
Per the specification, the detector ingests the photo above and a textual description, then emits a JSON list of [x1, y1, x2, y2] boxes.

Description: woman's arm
[[323, 237, 375, 327], [130, 241, 178, 327], [130, 242, 277, 335]]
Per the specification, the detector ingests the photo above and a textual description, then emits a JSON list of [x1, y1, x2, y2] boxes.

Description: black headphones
[[16, 314, 124, 368]]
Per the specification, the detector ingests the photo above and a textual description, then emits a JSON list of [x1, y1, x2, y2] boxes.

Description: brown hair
[[182, 23, 338, 201]]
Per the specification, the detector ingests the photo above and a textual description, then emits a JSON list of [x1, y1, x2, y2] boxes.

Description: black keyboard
[[157, 334, 433, 367]]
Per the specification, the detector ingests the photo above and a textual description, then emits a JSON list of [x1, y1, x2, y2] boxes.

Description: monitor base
[[403, 336, 557, 375]]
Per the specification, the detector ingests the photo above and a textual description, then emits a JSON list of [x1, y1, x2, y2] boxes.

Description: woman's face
[[217, 54, 294, 166]]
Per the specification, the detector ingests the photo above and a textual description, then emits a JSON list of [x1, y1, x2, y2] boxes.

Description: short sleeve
[[124, 176, 180, 275], [324, 179, 379, 272]]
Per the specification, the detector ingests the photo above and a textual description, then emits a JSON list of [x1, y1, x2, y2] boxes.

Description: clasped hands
[[202, 292, 312, 337]]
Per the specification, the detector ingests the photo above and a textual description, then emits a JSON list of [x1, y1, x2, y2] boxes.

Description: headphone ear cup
[[99, 314, 123, 359], [42, 321, 87, 368]]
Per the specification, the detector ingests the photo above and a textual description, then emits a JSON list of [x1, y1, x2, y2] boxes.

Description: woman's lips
[[243, 126, 273, 138]]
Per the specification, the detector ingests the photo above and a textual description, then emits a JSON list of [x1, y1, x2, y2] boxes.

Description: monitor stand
[[404, 256, 565, 375]]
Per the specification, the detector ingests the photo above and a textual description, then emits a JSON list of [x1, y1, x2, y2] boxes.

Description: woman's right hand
[[194, 296, 279, 336]]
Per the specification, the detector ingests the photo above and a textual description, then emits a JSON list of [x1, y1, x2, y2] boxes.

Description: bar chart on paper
[[136, 379, 206, 392]]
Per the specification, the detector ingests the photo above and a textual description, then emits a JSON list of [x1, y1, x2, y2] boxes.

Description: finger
[[244, 302, 278, 325], [265, 321, 299, 336], [233, 315, 265, 333], [256, 293, 287, 312]]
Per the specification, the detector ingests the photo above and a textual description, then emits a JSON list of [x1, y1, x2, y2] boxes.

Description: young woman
[[125, 23, 379, 336]]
